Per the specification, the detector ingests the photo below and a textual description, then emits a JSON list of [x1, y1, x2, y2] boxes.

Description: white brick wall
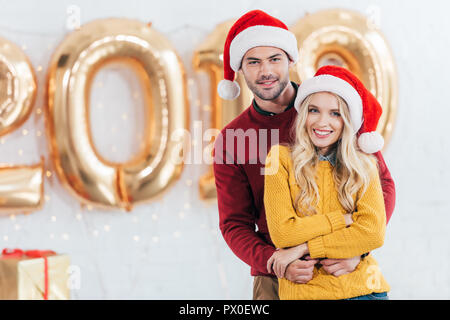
[[0, 0, 449, 299]]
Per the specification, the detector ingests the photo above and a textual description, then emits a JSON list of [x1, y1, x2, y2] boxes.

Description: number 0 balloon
[[46, 18, 189, 210]]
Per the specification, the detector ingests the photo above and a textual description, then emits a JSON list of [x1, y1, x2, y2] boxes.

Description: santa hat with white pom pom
[[217, 10, 299, 100], [294, 65, 384, 154]]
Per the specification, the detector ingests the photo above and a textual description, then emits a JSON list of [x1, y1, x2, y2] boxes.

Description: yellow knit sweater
[[264, 144, 390, 300]]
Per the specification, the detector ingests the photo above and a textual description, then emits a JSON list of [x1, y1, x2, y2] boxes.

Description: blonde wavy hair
[[289, 92, 377, 215]]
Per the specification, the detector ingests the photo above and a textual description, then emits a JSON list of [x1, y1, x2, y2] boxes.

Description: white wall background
[[0, 0, 449, 299]]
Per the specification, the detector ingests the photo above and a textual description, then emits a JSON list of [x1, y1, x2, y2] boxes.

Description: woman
[[264, 65, 390, 300]]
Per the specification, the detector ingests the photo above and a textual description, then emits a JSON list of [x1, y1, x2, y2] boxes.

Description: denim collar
[[318, 150, 337, 167]]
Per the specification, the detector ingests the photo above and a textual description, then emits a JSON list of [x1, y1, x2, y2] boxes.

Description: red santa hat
[[218, 10, 299, 100], [294, 65, 384, 154]]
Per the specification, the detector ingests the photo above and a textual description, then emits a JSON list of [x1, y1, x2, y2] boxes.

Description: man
[[212, 10, 395, 300]]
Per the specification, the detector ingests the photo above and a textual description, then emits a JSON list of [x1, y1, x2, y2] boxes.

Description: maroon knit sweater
[[213, 102, 396, 277]]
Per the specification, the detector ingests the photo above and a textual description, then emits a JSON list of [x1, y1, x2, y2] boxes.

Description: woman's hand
[[267, 243, 308, 278], [344, 213, 353, 227]]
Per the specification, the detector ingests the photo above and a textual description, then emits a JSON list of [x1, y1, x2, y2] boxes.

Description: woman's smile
[[313, 128, 334, 138]]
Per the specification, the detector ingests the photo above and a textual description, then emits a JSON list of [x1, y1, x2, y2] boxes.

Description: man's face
[[240, 46, 292, 101]]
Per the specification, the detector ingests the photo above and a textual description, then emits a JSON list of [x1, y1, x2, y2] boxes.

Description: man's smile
[[257, 79, 278, 88]]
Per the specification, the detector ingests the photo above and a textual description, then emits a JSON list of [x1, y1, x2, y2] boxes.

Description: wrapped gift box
[[0, 249, 70, 300]]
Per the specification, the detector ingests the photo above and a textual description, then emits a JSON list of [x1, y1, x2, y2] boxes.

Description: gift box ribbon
[[1, 248, 56, 300]]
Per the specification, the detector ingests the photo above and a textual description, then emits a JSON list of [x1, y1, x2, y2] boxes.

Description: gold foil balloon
[[0, 36, 36, 136], [193, 20, 252, 200], [290, 9, 398, 149], [0, 37, 44, 215], [46, 18, 189, 211], [0, 160, 44, 215]]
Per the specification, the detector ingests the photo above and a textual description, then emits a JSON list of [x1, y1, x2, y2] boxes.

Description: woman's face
[[305, 92, 344, 155]]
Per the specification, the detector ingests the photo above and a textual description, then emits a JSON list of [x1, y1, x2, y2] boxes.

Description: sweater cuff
[[325, 210, 346, 232], [260, 245, 277, 275], [308, 236, 326, 259]]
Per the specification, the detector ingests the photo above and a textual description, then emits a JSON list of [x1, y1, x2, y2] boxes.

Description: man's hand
[[267, 244, 307, 278], [284, 258, 318, 284], [320, 256, 361, 277]]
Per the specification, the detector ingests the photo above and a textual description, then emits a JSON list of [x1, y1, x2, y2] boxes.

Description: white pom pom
[[217, 80, 240, 100], [358, 132, 384, 154]]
